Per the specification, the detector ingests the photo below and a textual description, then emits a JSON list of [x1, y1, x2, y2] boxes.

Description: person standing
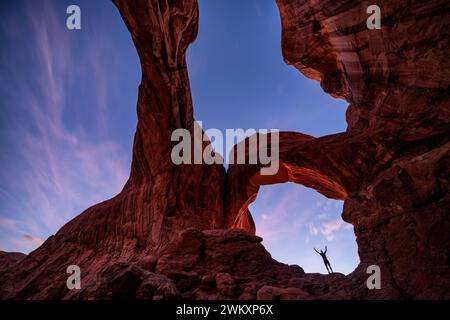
[[314, 246, 333, 274]]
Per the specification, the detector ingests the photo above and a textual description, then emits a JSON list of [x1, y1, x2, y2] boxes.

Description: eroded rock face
[[0, 0, 224, 300], [0, 0, 448, 299], [226, 0, 450, 299]]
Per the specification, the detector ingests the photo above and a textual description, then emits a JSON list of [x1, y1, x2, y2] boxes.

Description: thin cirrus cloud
[[22, 234, 44, 248], [317, 218, 350, 241], [0, 218, 43, 253], [0, 1, 138, 253]]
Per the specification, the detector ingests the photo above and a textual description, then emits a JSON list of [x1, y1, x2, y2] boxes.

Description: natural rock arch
[[224, 129, 395, 233], [226, 132, 345, 233]]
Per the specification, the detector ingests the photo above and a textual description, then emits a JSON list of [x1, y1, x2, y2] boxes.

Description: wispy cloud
[[319, 218, 344, 241], [0, 217, 43, 253], [0, 1, 134, 253], [0, 218, 21, 233], [23, 234, 44, 247], [309, 223, 319, 236]]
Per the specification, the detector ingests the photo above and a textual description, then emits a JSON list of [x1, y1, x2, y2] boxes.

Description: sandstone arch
[[225, 131, 393, 233]]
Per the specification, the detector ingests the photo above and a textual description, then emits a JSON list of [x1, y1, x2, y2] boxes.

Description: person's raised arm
[[314, 248, 320, 254], [324, 246, 327, 254]]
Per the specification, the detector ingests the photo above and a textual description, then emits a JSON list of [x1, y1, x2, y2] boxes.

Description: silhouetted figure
[[314, 246, 333, 274]]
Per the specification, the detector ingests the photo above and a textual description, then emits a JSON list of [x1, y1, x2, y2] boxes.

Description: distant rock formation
[[0, 0, 448, 299]]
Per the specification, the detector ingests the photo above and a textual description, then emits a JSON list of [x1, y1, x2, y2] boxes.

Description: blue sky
[[0, 0, 358, 274]]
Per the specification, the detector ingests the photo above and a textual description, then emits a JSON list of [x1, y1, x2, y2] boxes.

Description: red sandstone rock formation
[[226, 0, 450, 299], [0, 0, 448, 299]]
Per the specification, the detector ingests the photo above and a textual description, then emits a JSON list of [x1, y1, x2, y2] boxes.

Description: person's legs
[[326, 261, 333, 274], [324, 263, 331, 274]]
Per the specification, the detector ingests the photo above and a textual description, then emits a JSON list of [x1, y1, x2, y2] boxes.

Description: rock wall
[[281, 0, 450, 299], [226, 0, 450, 298], [0, 0, 448, 299]]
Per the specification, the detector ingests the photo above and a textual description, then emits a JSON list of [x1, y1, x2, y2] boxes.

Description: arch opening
[[249, 182, 359, 275]]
